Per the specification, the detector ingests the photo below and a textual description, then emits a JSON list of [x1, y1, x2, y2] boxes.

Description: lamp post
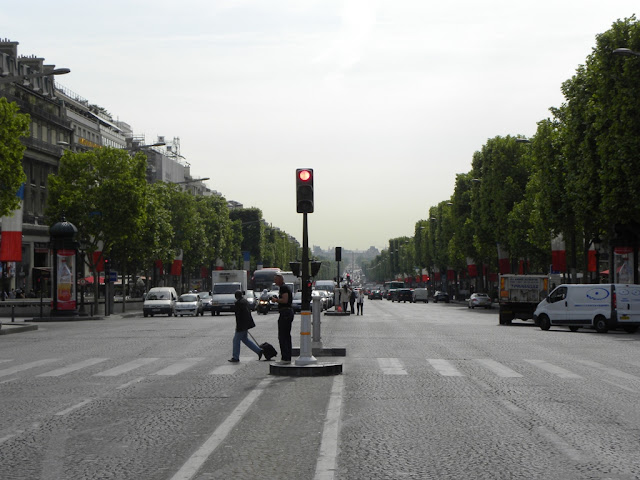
[[613, 48, 640, 57], [0, 67, 70, 85]]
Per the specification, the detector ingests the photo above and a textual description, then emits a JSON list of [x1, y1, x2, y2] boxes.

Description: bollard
[[11, 304, 15, 323], [295, 310, 317, 366], [312, 297, 323, 350]]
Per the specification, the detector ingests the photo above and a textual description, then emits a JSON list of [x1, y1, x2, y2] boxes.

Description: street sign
[[108, 271, 117, 282]]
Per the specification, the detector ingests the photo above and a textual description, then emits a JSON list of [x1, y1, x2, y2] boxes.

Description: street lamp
[[0, 67, 70, 85], [613, 48, 640, 57]]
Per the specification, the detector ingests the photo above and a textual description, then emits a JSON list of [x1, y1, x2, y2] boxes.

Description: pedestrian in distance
[[349, 288, 356, 314], [341, 284, 349, 313], [272, 274, 294, 365], [228, 290, 263, 363], [356, 288, 364, 315]]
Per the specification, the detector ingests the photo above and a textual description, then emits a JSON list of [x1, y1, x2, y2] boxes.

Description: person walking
[[272, 274, 293, 365], [228, 290, 263, 363], [356, 288, 364, 315], [349, 287, 356, 314]]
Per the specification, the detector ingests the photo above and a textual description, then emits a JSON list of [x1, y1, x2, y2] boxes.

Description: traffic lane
[[0, 328, 336, 479], [334, 299, 640, 478]]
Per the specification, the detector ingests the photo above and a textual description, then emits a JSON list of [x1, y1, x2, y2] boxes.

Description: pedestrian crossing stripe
[[0, 357, 638, 382]]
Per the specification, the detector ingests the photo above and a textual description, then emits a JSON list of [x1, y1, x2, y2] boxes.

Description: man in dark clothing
[[349, 288, 356, 314], [272, 274, 293, 365], [228, 290, 263, 363]]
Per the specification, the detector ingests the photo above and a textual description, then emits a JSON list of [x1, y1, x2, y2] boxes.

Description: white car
[[175, 293, 204, 316], [468, 293, 492, 309]]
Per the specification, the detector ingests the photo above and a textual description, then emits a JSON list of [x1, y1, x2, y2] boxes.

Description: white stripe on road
[[523, 359, 582, 379], [209, 364, 242, 375], [314, 375, 344, 480], [536, 426, 586, 462], [0, 359, 59, 377], [378, 358, 408, 375], [576, 359, 640, 381], [37, 358, 109, 377], [94, 358, 159, 376], [475, 359, 523, 377], [169, 377, 274, 480], [116, 376, 147, 390], [55, 399, 92, 416], [427, 359, 464, 376], [153, 358, 204, 376]]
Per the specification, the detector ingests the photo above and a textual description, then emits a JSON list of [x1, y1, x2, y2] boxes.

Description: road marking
[[0, 359, 59, 378], [0, 377, 17, 385], [536, 426, 585, 462], [601, 378, 640, 393], [116, 376, 147, 390], [0, 359, 13, 364], [154, 358, 204, 376], [378, 358, 408, 375], [475, 359, 522, 377], [0, 434, 16, 445], [576, 359, 640, 381], [314, 375, 344, 480], [37, 358, 109, 377], [169, 377, 274, 480], [209, 364, 243, 375], [94, 358, 159, 376], [523, 359, 582, 379], [55, 399, 92, 416], [427, 359, 464, 376]]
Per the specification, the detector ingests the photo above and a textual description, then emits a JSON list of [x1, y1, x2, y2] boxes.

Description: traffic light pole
[[296, 212, 317, 365]]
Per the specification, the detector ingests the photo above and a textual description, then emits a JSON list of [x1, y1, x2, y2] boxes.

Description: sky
[[2, 1, 638, 251]]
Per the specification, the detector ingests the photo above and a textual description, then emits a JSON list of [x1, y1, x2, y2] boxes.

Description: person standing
[[228, 290, 263, 363], [356, 288, 364, 315], [349, 287, 356, 314], [341, 284, 349, 313], [272, 274, 293, 365]]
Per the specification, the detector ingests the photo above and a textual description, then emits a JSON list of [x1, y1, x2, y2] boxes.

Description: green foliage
[[0, 98, 29, 216]]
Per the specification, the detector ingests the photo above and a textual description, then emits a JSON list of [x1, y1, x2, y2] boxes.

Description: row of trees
[[46, 147, 306, 292], [364, 17, 640, 287]]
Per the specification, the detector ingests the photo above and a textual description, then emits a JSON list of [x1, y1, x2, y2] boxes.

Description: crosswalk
[[0, 356, 638, 384]]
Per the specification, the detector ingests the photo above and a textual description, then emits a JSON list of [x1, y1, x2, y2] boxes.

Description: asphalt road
[[1, 299, 639, 479]]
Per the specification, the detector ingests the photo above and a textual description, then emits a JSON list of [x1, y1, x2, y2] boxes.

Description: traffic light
[[104, 257, 111, 273], [296, 168, 314, 213], [289, 261, 301, 277], [335, 246, 342, 262]]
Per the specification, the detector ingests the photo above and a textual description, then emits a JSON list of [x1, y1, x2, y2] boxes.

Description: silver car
[[175, 293, 204, 316], [468, 293, 492, 309]]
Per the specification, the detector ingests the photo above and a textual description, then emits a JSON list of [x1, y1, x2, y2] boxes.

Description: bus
[[383, 280, 405, 299], [251, 268, 281, 293]]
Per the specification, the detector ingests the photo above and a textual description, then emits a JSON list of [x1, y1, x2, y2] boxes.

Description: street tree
[[0, 98, 29, 217]]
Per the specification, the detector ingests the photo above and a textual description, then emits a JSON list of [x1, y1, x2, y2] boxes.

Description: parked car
[[175, 293, 204, 316], [433, 291, 450, 303], [386, 289, 398, 301], [395, 288, 414, 303], [198, 292, 213, 312], [468, 293, 492, 309], [467, 293, 491, 308]]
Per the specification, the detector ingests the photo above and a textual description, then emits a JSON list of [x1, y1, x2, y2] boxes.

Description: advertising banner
[[57, 249, 76, 310]]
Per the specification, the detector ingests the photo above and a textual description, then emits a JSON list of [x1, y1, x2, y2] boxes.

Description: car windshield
[[147, 292, 166, 300], [293, 292, 302, 300], [179, 294, 198, 302], [475, 293, 489, 298], [198, 292, 211, 299]]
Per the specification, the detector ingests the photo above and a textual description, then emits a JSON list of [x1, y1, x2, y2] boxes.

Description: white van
[[413, 288, 429, 303], [533, 284, 640, 333], [143, 287, 178, 317]]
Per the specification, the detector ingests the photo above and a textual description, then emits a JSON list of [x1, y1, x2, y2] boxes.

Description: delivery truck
[[498, 274, 550, 325]]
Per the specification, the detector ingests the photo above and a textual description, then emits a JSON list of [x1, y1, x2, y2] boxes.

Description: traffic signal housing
[[296, 168, 314, 213]]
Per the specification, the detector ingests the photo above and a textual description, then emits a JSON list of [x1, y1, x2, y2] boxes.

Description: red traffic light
[[298, 169, 312, 182]]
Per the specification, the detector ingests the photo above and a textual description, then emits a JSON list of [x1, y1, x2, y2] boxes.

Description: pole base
[[270, 362, 342, 377]]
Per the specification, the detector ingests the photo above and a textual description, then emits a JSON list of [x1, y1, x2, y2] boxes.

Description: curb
[[0, 323, 39, 335]]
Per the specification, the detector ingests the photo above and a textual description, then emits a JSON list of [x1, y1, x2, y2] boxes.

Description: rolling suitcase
[[248, 332, 278, 360]]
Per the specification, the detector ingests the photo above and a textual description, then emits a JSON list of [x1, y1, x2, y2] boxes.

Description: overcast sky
[[3, 1, 638, 251]]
